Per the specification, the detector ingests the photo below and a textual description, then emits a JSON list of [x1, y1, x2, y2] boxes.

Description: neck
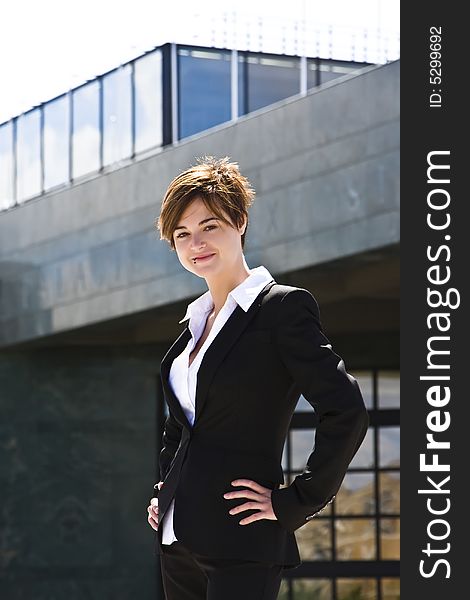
[[205, 255, 251, 316]]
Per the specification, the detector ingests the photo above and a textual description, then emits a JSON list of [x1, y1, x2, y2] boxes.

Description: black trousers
[[160, 540, 283, 600]]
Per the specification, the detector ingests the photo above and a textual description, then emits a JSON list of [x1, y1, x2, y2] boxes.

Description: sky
[[0, 0, 400, 125]]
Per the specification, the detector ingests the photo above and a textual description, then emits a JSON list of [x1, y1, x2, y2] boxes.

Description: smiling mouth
[[193, 253, 215, 262]]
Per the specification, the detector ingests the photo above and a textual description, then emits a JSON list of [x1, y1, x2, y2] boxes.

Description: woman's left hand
[[223, 479, 278, 525]]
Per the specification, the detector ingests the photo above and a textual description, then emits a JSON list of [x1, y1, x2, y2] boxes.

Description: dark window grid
[[373, 371, 382, 562], [334, 576, 378, 600], [283, 562, 400, 580], [281, 571, 398, 600], [285, 467, 399, 514]]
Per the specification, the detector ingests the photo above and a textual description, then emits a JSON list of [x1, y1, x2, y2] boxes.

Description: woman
[[147, 156, 369, 600]]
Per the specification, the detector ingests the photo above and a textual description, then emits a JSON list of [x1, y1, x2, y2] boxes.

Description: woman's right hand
[[147, 481, 164, 531]]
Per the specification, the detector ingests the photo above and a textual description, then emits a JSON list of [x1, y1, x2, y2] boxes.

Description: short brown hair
[[156, 156, 255, 251]]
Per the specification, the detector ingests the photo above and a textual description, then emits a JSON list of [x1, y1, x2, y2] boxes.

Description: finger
[[224, 489, 261, 501], [230, 479, 269, 494], [147, 505, 159, 517], [229, 501, 263, 515], [147, 514, 159, 531], [150, 498, 159, 507], [239, 511, 268, 525]]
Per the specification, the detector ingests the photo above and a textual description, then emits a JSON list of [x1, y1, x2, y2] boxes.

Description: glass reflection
[[72, 81, 100, 178], [0, 122, 14, 209], [277, 579, 290, 600], [381, 578, 400, 600], [135, 51, 163, 153], [379, 472, 400, 514], [335, 519, 376, 560], [16, 109, 41, 201], [380, 518, 400, 560], [281, 438, 288, 470], [349, 428, 374, 469], [44, 95, 69, 190], [379, 427, 400, 468], [178, 48, 231, 139], [337, 578, 377, 600], [103, 65, 132, 165], [295, 519, 332, 560], [238, 53, 300, 115], [292, 578, 332, 600], [291, 429, 316, 470], [378, 371, 400, 408], [336, 472, 375, 515], [350, 371, 373, 409]]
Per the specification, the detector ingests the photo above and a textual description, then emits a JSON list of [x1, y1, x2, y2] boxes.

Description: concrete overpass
[[0, 60, 399, 359]]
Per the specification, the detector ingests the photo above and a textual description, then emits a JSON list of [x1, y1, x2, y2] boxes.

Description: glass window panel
[[381, 578, 400, 600], [350, 371, 373, 409], [178, 48, 231, 139], [238, 53, 300, 115], [379, 472, 400, 514], [72, 81, 100, 178], [291, 429, 315, 471], [335, 519, 376, 560], [380, 518, 400, 560], [336, 472, 375, 515], [337, 578, 377, 600], [16, 109, 41, 201], [349, 427, 374, 469], [0, 122, 14, 209], [379, 427, 400, 468], [103, 65, 132, 165], [319, 60, 365, 86], [292, 579, 333, 600], [281, 438, 288, 470], [295, 393, 315, 412], [378, 371, 400, 408], [134, 51, 163, 153], [44, 95, 69, 190], [277, 579, 290, 600], [295, 519, 332, 560]]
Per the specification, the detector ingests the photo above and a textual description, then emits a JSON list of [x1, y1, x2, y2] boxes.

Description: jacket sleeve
[[270, 288, 369, 533], [156, 406, 183, 487]]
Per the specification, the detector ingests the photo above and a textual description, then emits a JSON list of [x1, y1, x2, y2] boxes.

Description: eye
[[174, 223, 218, 240]]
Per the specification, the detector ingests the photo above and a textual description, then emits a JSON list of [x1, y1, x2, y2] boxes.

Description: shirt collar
[[178, 265, 274, 323]]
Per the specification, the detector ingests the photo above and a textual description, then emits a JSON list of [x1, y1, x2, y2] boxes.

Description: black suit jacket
[[153, 280, 369, 569]]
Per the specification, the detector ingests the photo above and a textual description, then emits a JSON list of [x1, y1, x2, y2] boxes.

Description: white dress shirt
[[161, 263, 275, 545]]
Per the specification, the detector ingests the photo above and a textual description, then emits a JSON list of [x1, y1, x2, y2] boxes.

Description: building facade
[[0, 43, 399, 600]]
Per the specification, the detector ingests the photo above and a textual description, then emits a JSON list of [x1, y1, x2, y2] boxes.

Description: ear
[[239, 216, 248, 236]]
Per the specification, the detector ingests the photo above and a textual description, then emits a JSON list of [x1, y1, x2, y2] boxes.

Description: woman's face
[[172, 196, 246, 279]]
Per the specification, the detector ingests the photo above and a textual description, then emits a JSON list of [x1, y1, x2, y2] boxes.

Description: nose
[[190, 232, 206, 250]]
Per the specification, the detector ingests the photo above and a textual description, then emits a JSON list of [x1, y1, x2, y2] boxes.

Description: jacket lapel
[[160, 324, 192, 430], [160, 279, 277, 430], [194, 279, 276, 423]]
